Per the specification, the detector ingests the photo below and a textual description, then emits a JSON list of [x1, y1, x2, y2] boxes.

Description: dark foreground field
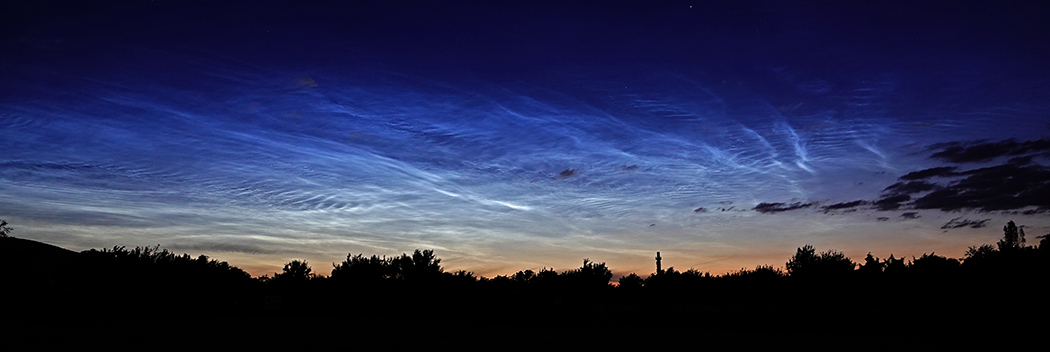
[[5, 296, 1039, 349]]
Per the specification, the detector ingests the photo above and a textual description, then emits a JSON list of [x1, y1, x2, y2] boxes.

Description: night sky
[[2, 0, 1049, 278]]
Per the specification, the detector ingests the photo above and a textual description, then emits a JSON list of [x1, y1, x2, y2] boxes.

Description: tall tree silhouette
[[998, 221, 1026, 251]]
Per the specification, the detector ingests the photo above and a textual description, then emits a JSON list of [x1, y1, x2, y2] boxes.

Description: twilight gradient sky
[[2, 0, 1049, 278]]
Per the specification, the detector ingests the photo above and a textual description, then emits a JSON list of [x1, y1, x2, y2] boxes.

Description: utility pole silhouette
[[656, 251, 663, 275]]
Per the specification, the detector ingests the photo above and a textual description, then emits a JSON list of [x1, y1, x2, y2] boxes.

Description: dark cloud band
[[929, 139, 1050, 164], [753, 202, 817, 214]]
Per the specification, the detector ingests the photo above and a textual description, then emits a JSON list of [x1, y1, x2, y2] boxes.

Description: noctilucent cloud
[[2, 1, 1049, 277]]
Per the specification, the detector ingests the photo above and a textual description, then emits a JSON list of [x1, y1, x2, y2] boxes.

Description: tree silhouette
[[963, 244, 998, 265], [786, 244, 855, 279], [562, 259, 613, 288], [0, 219, 11, 238], [998, 221, 1026, 251], [883, 254, 907, 275], [724, 265, 784, 281], [331, 254, 394, 282], [393, 249, 443, 281], [275, 260, 313, 282], [786, 245, 818, 276], [512, 269, 535, 285], [618, 273, 644, 289], [445, 270, 477, 284], [531, 267, 560, 287], [858, 253, 884, 275], [330, 249, 445, 284], [909, 253, 960, 277], [410, 249, 442, 277]]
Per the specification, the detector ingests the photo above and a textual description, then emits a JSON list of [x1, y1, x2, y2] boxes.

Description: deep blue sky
[[2, 0, 1049, 277]]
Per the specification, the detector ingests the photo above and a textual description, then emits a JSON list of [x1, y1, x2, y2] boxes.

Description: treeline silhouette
[[2, 220, 1048, 345]]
